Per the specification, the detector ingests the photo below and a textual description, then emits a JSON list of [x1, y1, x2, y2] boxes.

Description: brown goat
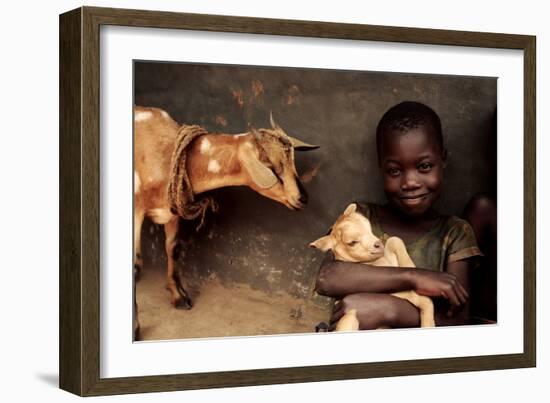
[[133, 106, 318, 338]]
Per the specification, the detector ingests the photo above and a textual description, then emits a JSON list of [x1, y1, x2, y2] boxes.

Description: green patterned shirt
[[356, 202, 483, 272]]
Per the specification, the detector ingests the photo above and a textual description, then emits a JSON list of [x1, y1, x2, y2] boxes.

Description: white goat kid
[[310, 203, 435, 331], [133, 106, 318, 337]]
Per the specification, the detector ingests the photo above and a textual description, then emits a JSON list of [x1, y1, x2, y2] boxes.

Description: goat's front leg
[[335, 309, 360, 331], [134, 208, 145, 280], [164, 217, 193, 309], [391, 291, 435, 327], [385, 237, 416, 268], [385, 237, 435, 327]]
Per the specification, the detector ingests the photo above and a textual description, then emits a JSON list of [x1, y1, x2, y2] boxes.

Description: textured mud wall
[[134, 61, 496, 303]]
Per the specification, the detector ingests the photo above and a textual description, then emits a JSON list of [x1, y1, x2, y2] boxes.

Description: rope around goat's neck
[[167, 124, 219, 230]]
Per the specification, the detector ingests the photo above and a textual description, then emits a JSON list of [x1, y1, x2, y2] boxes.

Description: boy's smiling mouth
[[400, 193, 429, 200], [399, 193, 430, 205]]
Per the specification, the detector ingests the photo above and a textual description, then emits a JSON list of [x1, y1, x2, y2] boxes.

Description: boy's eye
[[347, 240, 358, 247], [387, 167, 401, 176], [418, 162, 433, 172]]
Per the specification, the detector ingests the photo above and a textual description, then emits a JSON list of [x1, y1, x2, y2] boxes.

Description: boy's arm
[[315, 251, 413, 298], [316, 251, 468, 309]]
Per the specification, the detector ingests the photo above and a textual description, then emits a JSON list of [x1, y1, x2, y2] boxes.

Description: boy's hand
[[409, 268, 469, 312]]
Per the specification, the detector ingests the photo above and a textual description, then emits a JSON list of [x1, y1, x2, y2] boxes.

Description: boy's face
[[379, 126, 445, 217]]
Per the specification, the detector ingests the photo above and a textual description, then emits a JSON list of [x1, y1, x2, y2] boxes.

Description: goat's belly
[[148, 208, 174, 224]]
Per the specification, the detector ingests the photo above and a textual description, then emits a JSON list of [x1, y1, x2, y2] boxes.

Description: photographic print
[[133, 61, 497, 341]]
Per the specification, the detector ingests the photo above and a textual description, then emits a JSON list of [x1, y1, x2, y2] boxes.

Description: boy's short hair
[[376, 101, 444, 162]]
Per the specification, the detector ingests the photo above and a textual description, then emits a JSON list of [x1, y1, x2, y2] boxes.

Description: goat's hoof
[[315, 322, 329, 333], [174, 297, 193, 310]]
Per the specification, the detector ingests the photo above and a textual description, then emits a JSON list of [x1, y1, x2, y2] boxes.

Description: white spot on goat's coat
[[200, 138, 212, 154], [134, 172, 141, 194], [161, 110, 169, 119], [135, 111, 153, 122], [208, 159, 221, 173]]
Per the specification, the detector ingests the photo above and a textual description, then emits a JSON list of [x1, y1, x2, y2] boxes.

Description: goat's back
[[134, 106, 180, 191]]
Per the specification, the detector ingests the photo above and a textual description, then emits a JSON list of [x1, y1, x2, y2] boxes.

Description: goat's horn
[[288, 136, 320, 151], [269, 111, 280, 130]]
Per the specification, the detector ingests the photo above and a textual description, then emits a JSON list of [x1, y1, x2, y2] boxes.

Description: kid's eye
[[387, 167, 401, 176], [418, 162, 433, 172], [347, 240, 358, 247]]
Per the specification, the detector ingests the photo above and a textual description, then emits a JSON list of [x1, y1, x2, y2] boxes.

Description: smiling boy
[[316, 101, 483, 329]]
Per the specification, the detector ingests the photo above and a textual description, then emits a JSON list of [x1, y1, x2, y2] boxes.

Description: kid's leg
[[385, 237, 416, 268], [391, 291, 435, 327]]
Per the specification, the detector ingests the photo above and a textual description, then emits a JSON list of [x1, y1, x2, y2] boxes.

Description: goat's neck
[[187, 133, 251, 194]]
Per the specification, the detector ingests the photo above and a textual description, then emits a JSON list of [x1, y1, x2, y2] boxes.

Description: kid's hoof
[[315, 322, 329, 332], [174, 297, 193, 310]]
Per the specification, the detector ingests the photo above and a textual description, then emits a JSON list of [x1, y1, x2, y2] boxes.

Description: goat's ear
[[241, 147, 279, 189], [309, 235, 335, 251], [343, 203, 358, 216], [288, 136, 320, 151]]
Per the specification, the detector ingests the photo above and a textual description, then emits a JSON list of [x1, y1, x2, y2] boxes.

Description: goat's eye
[[273, 166, 285, 178], [347, 240, 358, 247]]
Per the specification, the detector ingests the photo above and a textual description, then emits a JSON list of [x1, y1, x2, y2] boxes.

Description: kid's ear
[[309, 235, 335, 251], [343, 203, 358, 216]]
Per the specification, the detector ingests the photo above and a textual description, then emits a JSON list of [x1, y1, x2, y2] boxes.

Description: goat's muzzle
[[285, 177, 308, 210], [297, 178, 308, 205]]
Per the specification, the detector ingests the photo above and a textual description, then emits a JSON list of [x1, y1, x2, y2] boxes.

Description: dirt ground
[[136, 266, 332, 341]]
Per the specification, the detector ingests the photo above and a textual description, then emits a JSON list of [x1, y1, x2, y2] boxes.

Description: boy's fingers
[[453, 280, 468, 305], [442, 289, 460, 307], [458, 282, 469, 300], [457, 286, 468, 305], [453, 285, 465, 305]]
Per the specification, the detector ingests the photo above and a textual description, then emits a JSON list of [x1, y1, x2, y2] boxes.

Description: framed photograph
[[59, 6, 536, 396]]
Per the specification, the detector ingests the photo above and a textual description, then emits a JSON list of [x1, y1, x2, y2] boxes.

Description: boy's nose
[[401, 172, 421, 190]]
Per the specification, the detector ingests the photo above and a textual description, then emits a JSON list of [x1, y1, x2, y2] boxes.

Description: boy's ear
[[309, 235, 335, 251]]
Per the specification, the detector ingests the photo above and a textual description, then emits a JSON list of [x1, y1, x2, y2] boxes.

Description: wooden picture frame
[[59, 6, 536, 396]]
